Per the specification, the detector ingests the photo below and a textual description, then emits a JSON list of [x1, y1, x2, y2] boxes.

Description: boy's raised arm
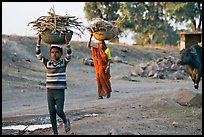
[[35, 34, 48, 65], [36, 34, 42, 58], [64, 33, 72, 63]]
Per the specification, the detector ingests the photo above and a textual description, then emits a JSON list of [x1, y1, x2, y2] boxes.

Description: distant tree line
[[84, 2, 202, 46]]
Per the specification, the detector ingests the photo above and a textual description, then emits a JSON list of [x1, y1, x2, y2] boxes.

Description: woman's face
[[99, 40, 106, 50], [99, 40, 105, 45], [50, 47, 62, 62]]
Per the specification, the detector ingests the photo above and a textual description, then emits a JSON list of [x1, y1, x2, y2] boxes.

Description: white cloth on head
[[51, 44, 62, 49], [91, 43, 98, 48]]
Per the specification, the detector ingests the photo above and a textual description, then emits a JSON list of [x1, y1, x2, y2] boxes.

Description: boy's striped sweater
[[36, 45, 71, 89]]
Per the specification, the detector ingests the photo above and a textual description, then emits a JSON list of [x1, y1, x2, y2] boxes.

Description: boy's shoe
[[98, 96, 103, 99], [64, 118, 71, 133], [107, 92, 111, 98]]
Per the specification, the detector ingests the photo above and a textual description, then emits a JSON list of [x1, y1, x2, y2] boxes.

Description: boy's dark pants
[[47, 89, 67, 135]]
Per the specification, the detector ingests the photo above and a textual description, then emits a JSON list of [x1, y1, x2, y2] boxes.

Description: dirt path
[[2, 76, 202, 135], [2, 35, 202, 135]]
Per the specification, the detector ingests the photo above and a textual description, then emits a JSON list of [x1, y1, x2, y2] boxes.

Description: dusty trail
[[2, 35, 202, 135]]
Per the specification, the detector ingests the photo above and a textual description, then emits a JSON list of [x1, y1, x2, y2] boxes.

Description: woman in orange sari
[[87, 33, 112, 99]]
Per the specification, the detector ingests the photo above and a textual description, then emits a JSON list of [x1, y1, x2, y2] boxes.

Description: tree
[[165, 2, 202, 31], [84, 2, 120, 21], [84, 2, 202, 45], [120, 2, 179, 45]]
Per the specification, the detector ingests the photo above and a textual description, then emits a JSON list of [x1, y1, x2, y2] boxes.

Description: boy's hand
[[65, 35, 69, 44], [65, 33, 71, 48], [66, 43, 71, 48], [37, 34, 41, 45], [65, 31, 73, 46], [67, 48, 72, 54]]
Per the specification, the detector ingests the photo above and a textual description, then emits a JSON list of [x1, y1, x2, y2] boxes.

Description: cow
[[177, 44, 202, 89]]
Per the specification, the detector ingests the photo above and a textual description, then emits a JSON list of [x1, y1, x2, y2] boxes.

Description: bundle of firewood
[[28, 6, 85, 36], [87, 18, 118, 41], [87, 18, 116, 33]]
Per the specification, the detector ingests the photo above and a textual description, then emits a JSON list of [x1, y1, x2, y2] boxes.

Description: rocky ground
[[2, 34, 202, 135]]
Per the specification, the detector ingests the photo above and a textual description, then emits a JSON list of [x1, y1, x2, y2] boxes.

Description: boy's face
[[50, 47, 62, 62]]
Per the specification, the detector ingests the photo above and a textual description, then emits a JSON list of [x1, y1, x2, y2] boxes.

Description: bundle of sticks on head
[[87, 18, 118, 41], [28, 6, 85, 44], [87, 18, 116, 33]]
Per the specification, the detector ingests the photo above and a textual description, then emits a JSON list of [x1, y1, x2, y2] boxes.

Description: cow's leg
[[194, 68, 202, 89], [194, 72, 199, 89], [187, 66, 196, 85]]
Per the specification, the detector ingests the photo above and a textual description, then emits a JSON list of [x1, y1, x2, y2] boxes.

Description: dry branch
[[28, 6, 85, 36], [87, 18, 116, 33]]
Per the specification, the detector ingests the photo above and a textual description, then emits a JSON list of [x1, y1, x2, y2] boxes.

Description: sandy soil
[[2, 35, 202, 135]]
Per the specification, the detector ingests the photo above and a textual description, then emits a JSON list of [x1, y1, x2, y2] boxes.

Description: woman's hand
[[37, 34, 41, 45], [87, 33, 93, 49], [90, 33, 93, 39], [105, 66, 109, 74]]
